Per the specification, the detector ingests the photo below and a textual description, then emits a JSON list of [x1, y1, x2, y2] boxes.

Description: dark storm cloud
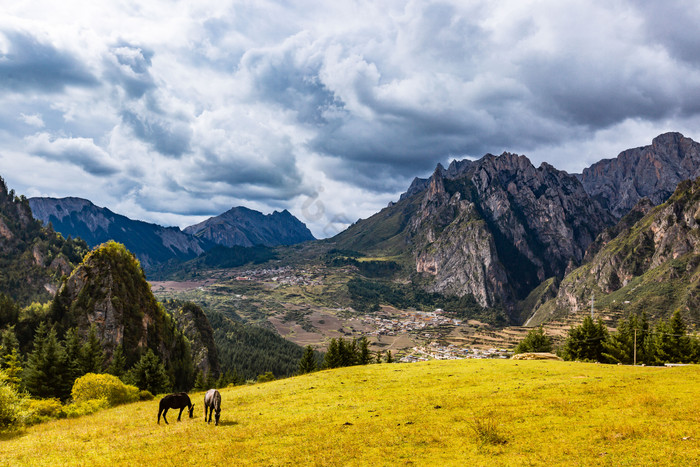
[[637, 1, 700, 65], [121, 110, 192, 158], [0, 30, 97, 92]]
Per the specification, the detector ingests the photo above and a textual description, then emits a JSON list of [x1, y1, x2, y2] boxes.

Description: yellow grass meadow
[[1, 360, 698, 466]]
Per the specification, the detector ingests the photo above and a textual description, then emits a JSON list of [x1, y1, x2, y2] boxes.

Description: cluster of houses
[[235, 266, 322, 287], [400, 343, 511, 362], [362, 310, 462, 337]]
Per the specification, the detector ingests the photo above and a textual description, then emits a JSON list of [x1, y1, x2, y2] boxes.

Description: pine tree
[[385, 350, 393, 363], [324, 338, 341, 369], [63, 327, 84, 383], [107, 345, 128, 378], [298, 345, 317, 374], [80, 324, 105, 374], [193, 371, 206, 391], [125, 349, 172, 395], [562, 316, 609, 362], [513, 326, 553, 354], [23, 323, 71, 400], [358, 337, 371, 365], [654, 310, 693, 364], [0, 327, 22, 388]]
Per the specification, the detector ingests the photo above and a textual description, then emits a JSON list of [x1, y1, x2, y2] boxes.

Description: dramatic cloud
[[1, 1, 700, 237]]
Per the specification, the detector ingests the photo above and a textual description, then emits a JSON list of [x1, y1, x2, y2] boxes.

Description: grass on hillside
[[1, 360, 698, 466]]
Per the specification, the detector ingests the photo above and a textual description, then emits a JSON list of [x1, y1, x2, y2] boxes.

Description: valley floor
[[2, 360, 698, 466]]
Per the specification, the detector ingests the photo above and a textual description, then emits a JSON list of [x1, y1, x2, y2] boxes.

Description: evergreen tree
[[80, 324, 105, 374], [0, 327, 22, 388], [63, 327, 84, 383], [23, 323, 71, 400], [385, 350, 393, 363], [358, 337, 371, 365], [0, 294, 19, 329], [338, 338, 358, 367], [298, 345, 317, 374], [324, 338, 341, 369], [602, 313, 653, 365], [193, 370, 206, 391], [654, 310, 693, 364], [513, 326, 553, 354], [125, 349, 171, 395], [107, 345, 128, 378], [562, 316, 609, 362]]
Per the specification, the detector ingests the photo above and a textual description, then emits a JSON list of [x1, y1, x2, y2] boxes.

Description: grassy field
[[1, 360, 698, 466]]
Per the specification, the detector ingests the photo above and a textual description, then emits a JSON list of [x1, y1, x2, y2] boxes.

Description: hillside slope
[[526, 176, 700, 327], [1, 360, 698, 465], [0, 178, 87, 306]]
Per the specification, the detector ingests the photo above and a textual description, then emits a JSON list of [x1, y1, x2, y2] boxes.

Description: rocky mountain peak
[[581, 132, 700, 218], [184, 206, 315, 248]]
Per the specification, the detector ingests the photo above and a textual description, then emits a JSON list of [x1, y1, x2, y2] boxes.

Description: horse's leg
[[162, 408, 169, 425], [177, 407, 184, 421]]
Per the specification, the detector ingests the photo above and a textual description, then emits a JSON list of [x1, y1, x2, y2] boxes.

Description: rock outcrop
[[50, 241, 200, 381], [580, 132, 700, 218]]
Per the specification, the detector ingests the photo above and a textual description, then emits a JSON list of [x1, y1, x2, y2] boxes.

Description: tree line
[[298, 336, 394, 375], [0, 322, 173, 401], [514, 310, 700, 364]]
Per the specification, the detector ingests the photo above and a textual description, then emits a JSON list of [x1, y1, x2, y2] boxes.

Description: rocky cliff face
[[580, 132, 700, 218], [167, 301, 220, 377], [407, 153, 614, 315], [184, 206, 315, 248], [527, 177, 700, 326], [29, 197, 206, 270]]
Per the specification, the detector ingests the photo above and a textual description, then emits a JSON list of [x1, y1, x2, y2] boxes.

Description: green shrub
[[71, 373, 139, 406], [0, 379, 23, 429], [64, 398, 109, 418], [138, 390, 154, 401], [21, 398, 65, 425]]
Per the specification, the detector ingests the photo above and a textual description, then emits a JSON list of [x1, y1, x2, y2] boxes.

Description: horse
[[157, 392, 195, 424], [204, 389, 222, 426]]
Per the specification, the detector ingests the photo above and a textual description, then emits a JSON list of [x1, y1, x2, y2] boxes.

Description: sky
[[2, 1, 700, 238]]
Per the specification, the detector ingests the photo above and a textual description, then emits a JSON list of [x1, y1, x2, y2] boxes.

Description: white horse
[[204, 389, 222, 425]]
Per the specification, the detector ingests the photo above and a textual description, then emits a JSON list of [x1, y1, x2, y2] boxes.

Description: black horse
[[204, 389, 222, 425], [158, 393, 195, 424]]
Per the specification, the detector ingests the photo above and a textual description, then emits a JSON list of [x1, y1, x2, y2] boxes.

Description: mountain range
[[16, 131, 700, 328], [28, 198, 315, 270], [331, 132, 700, 325]]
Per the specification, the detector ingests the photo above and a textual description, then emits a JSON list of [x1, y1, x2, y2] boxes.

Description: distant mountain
[[580, 132, 700, 218], [184, 206, 315, 248], [28, 197, 208, 270], [525, 176, 700, 327], [333, 153, 615, 322], [0, 178, 88, 307]]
